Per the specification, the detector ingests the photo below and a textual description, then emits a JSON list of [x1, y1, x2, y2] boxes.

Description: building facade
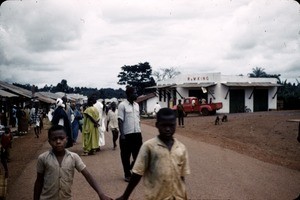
[[152, 73, 281, 113]]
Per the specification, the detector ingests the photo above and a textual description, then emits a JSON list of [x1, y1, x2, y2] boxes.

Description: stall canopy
[[0, 80, 55, 104], [146, 84, 176, 89], [0, 89, 18, 98]]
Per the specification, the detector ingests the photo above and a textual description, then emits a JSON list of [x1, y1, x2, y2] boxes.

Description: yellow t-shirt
[[133, 137, 190, 200]]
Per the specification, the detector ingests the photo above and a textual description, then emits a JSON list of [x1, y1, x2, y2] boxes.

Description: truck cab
[[172, 97, 222, 116]]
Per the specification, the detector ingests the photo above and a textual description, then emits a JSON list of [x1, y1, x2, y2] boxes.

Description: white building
[[151, 72, 281, 113]]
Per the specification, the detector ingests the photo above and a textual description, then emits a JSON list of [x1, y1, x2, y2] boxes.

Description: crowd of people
[[1, 86, 192, 200], [32, 86, 191, 200]]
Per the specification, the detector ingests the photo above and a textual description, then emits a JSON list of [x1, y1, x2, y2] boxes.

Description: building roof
[[136, 93, 157, 103], [0, 89, 18, 98], [0, 80, 32, 98], [0, 81, 55, 104], [39, 91, 62, 100], [146, 84, 176, 89], [176, 82, 216, 88], [222, 82, 282, 87]]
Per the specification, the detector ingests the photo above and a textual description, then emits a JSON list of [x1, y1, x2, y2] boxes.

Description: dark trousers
[[119, 132, 142, 177], [178, 113, 184, 126]]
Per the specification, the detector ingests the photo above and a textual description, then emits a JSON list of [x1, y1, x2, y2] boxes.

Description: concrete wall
[[156, 73, 279, 113]]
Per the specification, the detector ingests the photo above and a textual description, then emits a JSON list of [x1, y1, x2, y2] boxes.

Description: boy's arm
[[116, 173, 142, 200], [81, 168, 112, 200], [34, 172, 44, 200]]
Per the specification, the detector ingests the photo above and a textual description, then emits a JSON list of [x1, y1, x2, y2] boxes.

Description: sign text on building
[[187, 76, 209, 81]]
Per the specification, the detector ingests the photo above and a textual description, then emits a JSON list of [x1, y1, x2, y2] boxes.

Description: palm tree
[[248, 67, 267, 77]]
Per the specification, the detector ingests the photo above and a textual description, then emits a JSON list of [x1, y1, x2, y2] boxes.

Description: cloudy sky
[[0, 0, 299, 89]]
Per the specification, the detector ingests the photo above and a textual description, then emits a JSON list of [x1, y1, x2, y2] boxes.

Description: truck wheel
[[202, 108, 209, 116]]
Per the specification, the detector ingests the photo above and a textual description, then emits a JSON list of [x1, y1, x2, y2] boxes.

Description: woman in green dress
[[82, 97, 100, 155]]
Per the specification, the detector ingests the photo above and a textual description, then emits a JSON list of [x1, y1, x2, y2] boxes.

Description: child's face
[[156, 116, 176, 140], [48, 130, 67, 152]]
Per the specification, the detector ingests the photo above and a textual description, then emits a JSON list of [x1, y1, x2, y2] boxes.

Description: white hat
[[56, 98, 65, 108]]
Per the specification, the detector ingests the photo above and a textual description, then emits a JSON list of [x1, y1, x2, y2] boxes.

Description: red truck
[[172, 97, 223, 116]]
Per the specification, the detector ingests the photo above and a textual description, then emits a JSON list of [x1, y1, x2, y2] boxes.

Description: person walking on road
[[33, 125, 112, 200], [118, 86, 143, 182], [82, 96, 100, 156], [106, 102, 119, 150], [30, 103, 41, 138], [153, 102, 161, 116], [177, 99, 185, 128], [70, 103, 82, 144], [116, 108, 190, 200]]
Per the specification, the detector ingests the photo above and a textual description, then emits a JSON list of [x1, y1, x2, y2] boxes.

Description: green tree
[[248, 67, 267, 77], [117, 62, 156, 96], [248, 67, 281, 82], [56, 79, 69, 93]]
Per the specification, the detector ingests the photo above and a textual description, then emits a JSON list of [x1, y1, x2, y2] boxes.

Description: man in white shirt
[[118, 86, 143, 182]]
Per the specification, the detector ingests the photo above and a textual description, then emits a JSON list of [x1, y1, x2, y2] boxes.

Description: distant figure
[[17, 106, 28, 134], [30, 104, 41, 138], [118, 86, 143, 182], [106, 102, 119, 150], [116, 108, 190, 200], [215, 116, 220, 125], [153, 102, 161, 116], [33, 125, 112, 200], [11, 105, 17, 128], [201, 98, 207, 104], [70, 103, 83, 144], [222, 115, 228, 122], [191, 99, 196, 111], [177, 99, 185, 128]]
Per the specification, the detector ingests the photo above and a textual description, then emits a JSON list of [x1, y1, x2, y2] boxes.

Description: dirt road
[[7, 123, 300, 200]]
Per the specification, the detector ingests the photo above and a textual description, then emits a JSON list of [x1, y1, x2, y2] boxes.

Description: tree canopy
[[248, 67, 281, 82], [117, 62, 156, 96], [152, 67, 181, 82], [13, 80, 126, 99]]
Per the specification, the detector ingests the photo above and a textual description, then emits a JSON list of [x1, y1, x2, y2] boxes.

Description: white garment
[[107, 109, 118, 130], [58, 118, 64, 126], [154, 103, 161, 113], [47, 109, 54, 121], [94, 101, 105, 146], [118, 99, 141, 135]]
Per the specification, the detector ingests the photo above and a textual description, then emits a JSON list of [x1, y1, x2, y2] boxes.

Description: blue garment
[[72, 108, 82, 142]]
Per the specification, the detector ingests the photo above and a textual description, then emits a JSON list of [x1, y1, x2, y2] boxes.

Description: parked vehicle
[[172, 97, 223, 116]]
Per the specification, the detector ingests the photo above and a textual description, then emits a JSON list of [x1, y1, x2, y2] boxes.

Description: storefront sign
[[187, 76, 209, 81]]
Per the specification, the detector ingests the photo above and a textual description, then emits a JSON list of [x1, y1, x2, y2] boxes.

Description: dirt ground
[[5, 110, 300, 196]]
